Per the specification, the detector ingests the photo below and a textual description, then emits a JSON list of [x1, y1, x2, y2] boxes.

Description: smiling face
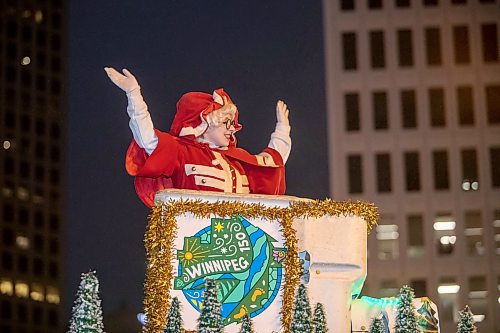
[[201, 117, 235, 148]]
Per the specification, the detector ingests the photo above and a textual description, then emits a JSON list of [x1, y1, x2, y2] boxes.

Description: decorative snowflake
[[223, 234, 229, 239], [213, 234, 218, 238], [221, 247, 227, 254]]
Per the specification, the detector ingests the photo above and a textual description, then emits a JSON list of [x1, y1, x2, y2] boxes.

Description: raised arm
[[267, 100, 291, 163], [104, 67, 158, 155]]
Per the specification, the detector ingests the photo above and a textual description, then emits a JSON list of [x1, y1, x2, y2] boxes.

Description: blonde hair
[[206, 103, 237, 127]]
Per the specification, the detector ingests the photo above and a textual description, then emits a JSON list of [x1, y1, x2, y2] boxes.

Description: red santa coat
[[125, 89, 286, 207]]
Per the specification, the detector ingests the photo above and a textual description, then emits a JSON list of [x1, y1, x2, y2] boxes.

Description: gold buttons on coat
[[191, 166, 196, 171], [201, 179, 206, 184]]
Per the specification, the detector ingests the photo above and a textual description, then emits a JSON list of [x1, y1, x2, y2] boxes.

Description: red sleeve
[[124, 130, 179, 207]]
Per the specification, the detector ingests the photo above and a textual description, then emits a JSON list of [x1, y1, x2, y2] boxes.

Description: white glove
[[276, 100, 290, 129], [104, 66, 158, 154], [268, 100, 291, 163], [104, 67, 140, 93]]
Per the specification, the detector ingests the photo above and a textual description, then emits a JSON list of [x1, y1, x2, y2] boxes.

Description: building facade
[[0, 0, 65, 332], [323, 0, 500, 332]]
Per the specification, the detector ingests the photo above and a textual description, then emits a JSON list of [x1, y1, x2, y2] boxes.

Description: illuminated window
[[468, 276, 487, 323], [407, 214, 425, 257], [15, 282, 29, 298], [438, 277, 460, 322], [464, 211, 484, 256], [16, 235, 29, 250], [46, 286, 60, 304], [0, 279, 13, 296], [494, 210, 500, 255], [30, 283, 44, 302], [376, 215, 399, 260], [434, 213, 456, 255]]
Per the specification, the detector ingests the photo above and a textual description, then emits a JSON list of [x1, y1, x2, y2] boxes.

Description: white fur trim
[[213, 90, 224, 105]]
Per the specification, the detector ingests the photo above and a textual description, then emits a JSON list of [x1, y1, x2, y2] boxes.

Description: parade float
[[68, 68, 445, 332]]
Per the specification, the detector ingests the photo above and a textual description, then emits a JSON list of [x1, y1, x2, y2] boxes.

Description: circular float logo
[[174, 216, 286, 326]]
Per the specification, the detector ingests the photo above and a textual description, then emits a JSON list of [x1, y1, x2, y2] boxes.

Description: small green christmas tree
[[312, 303, 328, 333], [395, 285, 418, 333], [290, 283, 312, 333], [369, 317, 385, 333], [239, 314, 254, 333], [68, 271, 105, 333], [197, 278, 223, 333], [165, 297, 182, 333], [457, 305, 477, 333]]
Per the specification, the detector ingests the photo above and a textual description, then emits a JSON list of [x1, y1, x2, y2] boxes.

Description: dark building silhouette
[[0, 0, 65, 332]]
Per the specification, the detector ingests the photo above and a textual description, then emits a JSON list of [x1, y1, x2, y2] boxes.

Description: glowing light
[[471, 181, 479, 190], [46, 286, 60, 304], [17, 187, 29, 200], [16, 235, 30, 250], [498, 297, 500, 304], [35, 10, 43, 23], [3, 141, 10, 149], [21, 56, 31, 65], [0, 279, 13, 296], [30, 284, 44, 302], [437, 284, 460, 294], [473, 314, 485, 322], [22, 10, 31, 18], [15, 282, 29, 298], [433, 221, 456, 231], [439, 235, 457, 245], [462, 180, 470, 191]]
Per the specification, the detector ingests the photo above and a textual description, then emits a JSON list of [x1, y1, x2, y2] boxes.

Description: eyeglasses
[[223, 119, 236, 130]]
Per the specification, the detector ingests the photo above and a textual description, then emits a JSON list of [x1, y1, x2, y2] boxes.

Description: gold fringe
[[143, 199, 378, 333]]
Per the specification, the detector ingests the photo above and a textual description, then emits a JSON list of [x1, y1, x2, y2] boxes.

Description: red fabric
[[125, 130, 286, 207]]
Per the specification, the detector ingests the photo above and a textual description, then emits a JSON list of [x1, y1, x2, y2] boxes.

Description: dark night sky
[[67, 0, 328, 316]]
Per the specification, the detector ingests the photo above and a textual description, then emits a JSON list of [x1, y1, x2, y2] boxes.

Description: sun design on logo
[[178, 238, 209, 266]]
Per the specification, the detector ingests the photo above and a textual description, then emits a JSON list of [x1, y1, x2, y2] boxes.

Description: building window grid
[[397, 29, 414, 67], [401, 89, 418, 129]]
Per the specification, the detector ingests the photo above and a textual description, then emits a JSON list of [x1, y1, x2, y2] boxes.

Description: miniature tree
[[369, 317, 385, 333], [239, 314, 254, 333], [395, 285, 418, 333], [165, 297, 182, 333], [457, 305, 477, 333], [312, 303, 328, 333], [68, 271, 105, 333], [197, 278, 223, 333], [290, 283, 312, 333]]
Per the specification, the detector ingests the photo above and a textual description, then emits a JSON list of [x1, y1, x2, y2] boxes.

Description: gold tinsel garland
[[143, 199, 378, 333]]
